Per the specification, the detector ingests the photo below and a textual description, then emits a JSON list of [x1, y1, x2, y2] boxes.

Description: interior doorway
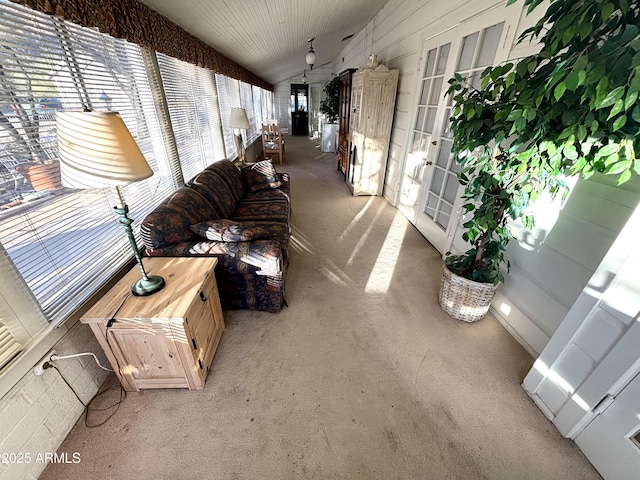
[[291, 83, 309, 135]]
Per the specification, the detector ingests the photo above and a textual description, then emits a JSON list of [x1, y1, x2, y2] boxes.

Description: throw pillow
[[243, 160, 282, 192], [190, 219, 288, 242]]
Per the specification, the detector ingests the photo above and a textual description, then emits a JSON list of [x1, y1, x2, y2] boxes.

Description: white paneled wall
[[0, 322, 110, 480], [496, 174, 640, 354]]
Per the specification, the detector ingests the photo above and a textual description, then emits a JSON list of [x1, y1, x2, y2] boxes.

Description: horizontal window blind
[[240, 81, 256, 140], [0, 322, 21, 371], [0, 0, 172, 326], [215, 74, 237, 159], [156, 53, 226, 182]]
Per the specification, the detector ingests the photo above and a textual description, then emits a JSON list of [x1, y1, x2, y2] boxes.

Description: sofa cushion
[[141, 206, 199, 249], [190, 219, 289, 243], [187, 170, 236, 218], [243, 160, 281, 192], [140, 187, 219, 249], [165, 187, 219, 223], [206, 159, 245, 202], [232, 197, 290, 223]]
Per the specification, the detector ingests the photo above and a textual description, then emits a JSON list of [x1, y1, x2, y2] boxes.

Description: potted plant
[[319, 76, 341, 153], [440, 0, 639, 322]]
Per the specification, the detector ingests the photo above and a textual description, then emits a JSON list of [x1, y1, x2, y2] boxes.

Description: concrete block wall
[[0, 323, 110, 480]]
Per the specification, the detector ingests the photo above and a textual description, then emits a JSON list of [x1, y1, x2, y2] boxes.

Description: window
[[215, 74, 241, 159], [156, 54, 226, 183], [0, 0, 273, 376], [0, 0, 173, 357]]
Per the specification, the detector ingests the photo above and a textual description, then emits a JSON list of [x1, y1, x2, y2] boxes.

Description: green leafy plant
[[445, 0, 639, 285], [319, 77, 341, 123]]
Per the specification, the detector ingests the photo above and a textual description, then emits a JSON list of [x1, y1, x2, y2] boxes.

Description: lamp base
[[131, 274, 165, 296]]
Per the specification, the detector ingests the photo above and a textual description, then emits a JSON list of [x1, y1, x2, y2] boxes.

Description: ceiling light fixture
[[306, 38, 316, 70], [302, 70, 307, 84]]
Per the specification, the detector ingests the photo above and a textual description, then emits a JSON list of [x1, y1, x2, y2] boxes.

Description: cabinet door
[[107, 322, 189, 391], [179, 275, 224, 386]]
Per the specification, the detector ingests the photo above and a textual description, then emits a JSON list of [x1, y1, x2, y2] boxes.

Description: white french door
[[398, 14, 513, 253]]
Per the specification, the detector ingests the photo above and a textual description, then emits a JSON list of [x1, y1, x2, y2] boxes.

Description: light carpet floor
[[41, 135, 601, 480]]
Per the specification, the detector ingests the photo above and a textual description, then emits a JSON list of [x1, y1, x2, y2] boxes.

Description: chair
[[261, 124, 285, 165]]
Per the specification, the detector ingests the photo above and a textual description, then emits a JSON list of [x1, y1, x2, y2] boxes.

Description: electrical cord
[[50, 353, 113, 372], [48, 364, 126, 427], [42, 292, 132, 428]]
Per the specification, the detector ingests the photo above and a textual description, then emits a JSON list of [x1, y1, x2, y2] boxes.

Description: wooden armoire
[[337, 68, 356, 176], [347, 55, 399, 196]]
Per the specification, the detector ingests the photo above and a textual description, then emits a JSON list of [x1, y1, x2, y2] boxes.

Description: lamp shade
[[56, 111, 153, 189], [228, 107, 250, 129], [305, 50, 316, 69]]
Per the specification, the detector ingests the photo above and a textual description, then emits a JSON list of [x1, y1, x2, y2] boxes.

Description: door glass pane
[[429, 168, 445, 195], [429, 77, 443, 105], [406, 152, 425, 180], [452, 158, 462, 173], [420, 79, 432, 104], [436, 44, 450, 74], [458, 32, 479, 71], [442, 111, 453, 138], [437, 202, 452, 228], [411, 131, 424, 153], [443, 173, 458, 203], [415, 106, 426, 130], [424, 48, 437, 76], [436, 141, 451, 167], [476, 23, 504, 67], [424, 107, 436, 133], [425, 193, 438, 219]]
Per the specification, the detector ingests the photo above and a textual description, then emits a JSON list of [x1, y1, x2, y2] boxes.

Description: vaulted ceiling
[[137, 0, 390, 85]]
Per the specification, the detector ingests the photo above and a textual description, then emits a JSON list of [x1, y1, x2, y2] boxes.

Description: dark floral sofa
[[140, 159, 291, 313]]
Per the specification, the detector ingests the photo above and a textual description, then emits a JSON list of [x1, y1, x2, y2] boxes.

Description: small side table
[[81, 257, 225, 391]]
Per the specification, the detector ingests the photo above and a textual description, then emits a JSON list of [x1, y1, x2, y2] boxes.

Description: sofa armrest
[[145, 239, 283, 276]]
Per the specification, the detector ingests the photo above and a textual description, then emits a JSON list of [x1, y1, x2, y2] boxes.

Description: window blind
[[252, 85, 264, 126], [240, 81, 257, 140], [215, 74, 237, 159], [0, 0, 173, 325], [156, 54, 226, 183], [0, 322, 21, 371]]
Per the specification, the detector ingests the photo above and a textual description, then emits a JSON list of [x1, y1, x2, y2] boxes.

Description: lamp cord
[[50, 365, 126, 428]]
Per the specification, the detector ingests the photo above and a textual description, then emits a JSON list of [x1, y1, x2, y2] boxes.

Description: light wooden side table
[[81, 257, 225, 391]]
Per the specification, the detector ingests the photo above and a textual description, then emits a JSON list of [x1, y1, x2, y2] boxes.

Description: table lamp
[[228, 107, 250, 163], [56, 111, 165, 296]]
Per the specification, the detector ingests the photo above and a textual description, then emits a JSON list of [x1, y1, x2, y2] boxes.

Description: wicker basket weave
[[439, 264, 498, 323]]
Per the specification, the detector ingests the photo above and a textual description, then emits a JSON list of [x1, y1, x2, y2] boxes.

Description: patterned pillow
[[190, 219, 289, 242], [243, 160, 282, 192]]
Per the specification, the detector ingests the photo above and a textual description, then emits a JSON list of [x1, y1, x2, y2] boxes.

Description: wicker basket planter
[[439, 263, 498, 323]]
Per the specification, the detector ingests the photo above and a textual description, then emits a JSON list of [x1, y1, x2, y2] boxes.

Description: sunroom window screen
[[156, 54, 226, 183], [0, 0, 172, 324]]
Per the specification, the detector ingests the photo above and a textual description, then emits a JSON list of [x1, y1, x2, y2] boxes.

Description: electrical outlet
[[33, 349, 56, 376]]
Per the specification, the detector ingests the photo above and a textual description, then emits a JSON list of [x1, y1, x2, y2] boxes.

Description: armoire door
[[398, 17, 511, 253]]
